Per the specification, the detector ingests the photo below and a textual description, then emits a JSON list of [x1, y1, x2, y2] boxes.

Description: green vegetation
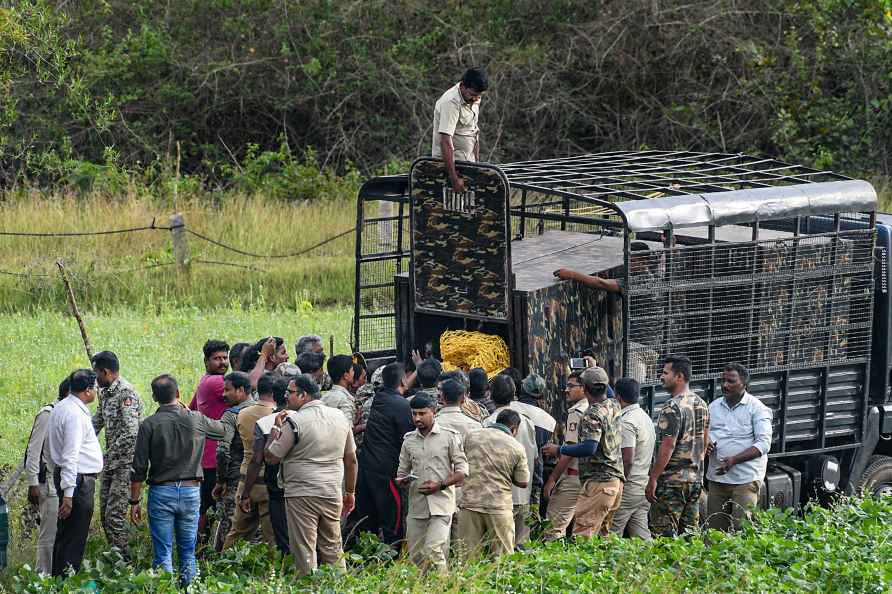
[[2, 498, 891, 592], [0, 193, 357, 312], [3, 0, 892, 185], [0, 306, 352, 468]]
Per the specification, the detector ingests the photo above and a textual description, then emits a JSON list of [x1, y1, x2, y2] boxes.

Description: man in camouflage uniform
[[441, 369, 489, 423], [547, 367, 624, 537], [91, 351, 141, 559], [321, 355, 357, 425], [646, 355, 710, 537], [296, 335, 332, 390], [354, 365, 384, 449], [213, 371, 254, 551]]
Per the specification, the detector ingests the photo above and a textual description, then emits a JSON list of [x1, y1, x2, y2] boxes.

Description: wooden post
[[170, 213, 190, 279], [56, 259, 93, 361], [329, 334, 334, 357]]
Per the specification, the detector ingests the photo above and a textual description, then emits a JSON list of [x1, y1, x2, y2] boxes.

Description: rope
[[185, 226, 354, 259], [0, 219, 179, 237], [440, 330, 510, 376]]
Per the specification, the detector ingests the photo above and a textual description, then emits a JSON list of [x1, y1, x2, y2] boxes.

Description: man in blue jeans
[[130, 374, 225, 586]]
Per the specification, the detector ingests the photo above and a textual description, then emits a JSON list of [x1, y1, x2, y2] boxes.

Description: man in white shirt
[[23, 377, 69, 574], [48, 369, 104, 577]]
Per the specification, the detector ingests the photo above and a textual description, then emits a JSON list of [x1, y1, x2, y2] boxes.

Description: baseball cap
[[521, 373, 546, 397], [580, 366, 609, 386]]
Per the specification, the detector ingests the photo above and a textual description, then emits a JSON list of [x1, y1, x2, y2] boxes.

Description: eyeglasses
[[564, 383, 582, 391], [285, 388, 299, 395]]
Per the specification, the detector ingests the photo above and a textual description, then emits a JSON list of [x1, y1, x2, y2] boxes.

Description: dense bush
[[3, 0, 892, 188], [2, 497, 891, 592]]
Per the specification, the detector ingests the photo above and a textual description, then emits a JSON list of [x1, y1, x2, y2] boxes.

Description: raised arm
[[553, 269, 621, 293]]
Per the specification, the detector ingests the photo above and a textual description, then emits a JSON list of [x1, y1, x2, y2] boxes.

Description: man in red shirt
[[189, 339, 230, 548]]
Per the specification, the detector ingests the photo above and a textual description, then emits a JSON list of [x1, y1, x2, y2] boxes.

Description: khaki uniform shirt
[[236, 399, 277, 476], [656, 388, 709, 484], [486, 406, 538, 505], [431, 83, 479, 161], [619, 403, 656, 495], [435, 405, 483, 440], [397, 422, 469, 519], [461, 425, 529, 514], [578, 398, 625, 483], [564, 398, 589, 472], [322, 384, 356, 426], [267, 400, 356, 500]]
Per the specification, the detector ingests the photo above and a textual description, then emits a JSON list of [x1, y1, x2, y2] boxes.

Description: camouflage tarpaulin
[[410, 158, 511, 320]]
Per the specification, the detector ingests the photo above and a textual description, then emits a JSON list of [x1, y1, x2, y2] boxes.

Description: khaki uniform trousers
[[223, 482, 275, 550], [458, 508, 515, 559], [609, 488, 651, 539], [706, 480, 761, 532], [285, 496, 346, 576], [36, 482, 59, 575], [406, 515, 452, 571], [573, 478, 623, 538], [512, 503, 530, 546], [544, 474, 581, 541]]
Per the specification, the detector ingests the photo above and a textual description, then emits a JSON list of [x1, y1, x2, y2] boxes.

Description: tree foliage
[[3, 0, 892, 186]]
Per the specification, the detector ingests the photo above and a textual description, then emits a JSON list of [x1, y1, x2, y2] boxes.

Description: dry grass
[[0, 190, 357, 311]]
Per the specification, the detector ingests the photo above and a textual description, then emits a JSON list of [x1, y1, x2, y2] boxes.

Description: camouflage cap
[[274, 362, 302, 379], [370, 365, 385, 387], [521, 373, 546, 397], [580, 366, 609, 386]]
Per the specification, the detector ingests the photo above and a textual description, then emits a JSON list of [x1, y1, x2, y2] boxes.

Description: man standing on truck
[[646, 355, 710, 537], [431, 67, 489, 193], [705, 362, 772, 531]]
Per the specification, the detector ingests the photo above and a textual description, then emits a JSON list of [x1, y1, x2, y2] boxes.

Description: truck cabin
[[352, 151, 892, 504]]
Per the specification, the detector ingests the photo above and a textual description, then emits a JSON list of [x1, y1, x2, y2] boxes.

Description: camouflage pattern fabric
[[92, 376, 141, 558], [649, 480, 702, 537], [216, 402, 252, 484], [525, 279, 623, 413], [100, 468, 132, 557], [460, 426, 530, 514], [92, 376, 142, 471], [577, 398, 624, 483], [460, 398, 488, 423], [354, 383, 377, 448], [655, 389, 709, 484], [410, 158, 511, 320], [213, 481, 240, 552]]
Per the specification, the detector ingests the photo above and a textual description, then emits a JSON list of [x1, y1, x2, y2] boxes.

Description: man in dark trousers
[[47, 369, 104, 576], [351, 362, 413, 547]]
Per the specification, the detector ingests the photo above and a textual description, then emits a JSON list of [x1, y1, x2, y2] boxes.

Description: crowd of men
[[24, 329, 773, 585], [19, 68, 775, 585]]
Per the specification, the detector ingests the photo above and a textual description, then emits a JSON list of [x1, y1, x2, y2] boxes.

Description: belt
[[156, 479, 201, 487], [566, 468, 579, 476], [80, 473, 99, 479]]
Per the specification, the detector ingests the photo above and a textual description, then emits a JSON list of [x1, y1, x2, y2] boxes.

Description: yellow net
[[439, 330, 511, 376]]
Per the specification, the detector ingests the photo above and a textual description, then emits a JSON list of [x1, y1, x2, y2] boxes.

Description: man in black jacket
[[350, 362, 413, 547]]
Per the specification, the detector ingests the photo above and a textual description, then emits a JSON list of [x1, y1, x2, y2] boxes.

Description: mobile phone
[[401, 473, 419, 483], [570, 357, 586, 370]]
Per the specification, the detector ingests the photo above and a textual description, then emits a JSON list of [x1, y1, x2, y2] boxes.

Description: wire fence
[[0, 217, 356, 279]]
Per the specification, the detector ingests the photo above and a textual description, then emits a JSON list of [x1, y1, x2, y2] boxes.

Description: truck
[[350, 150, 892, 507]]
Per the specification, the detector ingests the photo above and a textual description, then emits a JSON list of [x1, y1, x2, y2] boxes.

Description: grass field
[[3, 497, 891, 592], [0, 192, 357, 312], [0, 306, 352, 468]]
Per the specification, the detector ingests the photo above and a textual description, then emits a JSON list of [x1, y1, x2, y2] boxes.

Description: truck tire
[[853, 455, 892, 498]]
